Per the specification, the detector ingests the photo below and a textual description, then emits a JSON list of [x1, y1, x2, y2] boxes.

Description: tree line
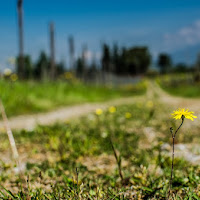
[[16, 52, 65, 80], [14, 42, 200, 81], [15, 43, 152, 80]]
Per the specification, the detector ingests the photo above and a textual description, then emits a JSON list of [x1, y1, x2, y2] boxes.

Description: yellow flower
[[64, 72, 73, 79], [108, 106, 116, 113], [125, 112, 132, 119], [96, 108, 103, 116], [65, 120, 70, 124], [146, 101, 154, 108], [10, 73, 18, 81], [171, 108, 197, 121]]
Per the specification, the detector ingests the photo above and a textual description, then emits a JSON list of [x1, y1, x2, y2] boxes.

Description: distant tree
[[118, 47, 128, 75], [87, 60, 98, 81], [196, 53, 200, 68], [81, 44, 88, 79], [194, 53, 200, 82], [173, 63, 188, 73], [56, 61, 65, 76], [34, 51, 49, 80], [125, 47, 151, 75], [112, 43, 120, 74], [110, 46, 151, 76], [68, 35, 75, 71], [157, 53, 172, 74], [24, 55, 33, 79], [76, 57, 85, 79], [16, 55, 33, 79], [101, 44, 111, 72]]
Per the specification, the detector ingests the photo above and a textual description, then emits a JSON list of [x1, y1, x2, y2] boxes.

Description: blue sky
[[1, 0, 200, 70]]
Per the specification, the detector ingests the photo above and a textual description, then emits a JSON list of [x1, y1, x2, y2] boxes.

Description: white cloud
[[163, 19, 200, 51]]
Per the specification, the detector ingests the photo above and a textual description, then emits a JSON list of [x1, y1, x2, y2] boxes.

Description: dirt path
[[149, 81, 200, 111], [0, 96, 143, 131], [0, 81, 199, 131], [148, 81, 200, 126]]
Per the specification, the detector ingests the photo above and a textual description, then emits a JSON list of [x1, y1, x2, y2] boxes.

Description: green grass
[[157, 74, 200, 98], [0, 80, 146, 117], [0, 99, 200, 199], [161, 83, 200, 98]]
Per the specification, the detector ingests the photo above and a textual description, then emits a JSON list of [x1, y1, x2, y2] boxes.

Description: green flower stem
[[169, 115, 185, 191]]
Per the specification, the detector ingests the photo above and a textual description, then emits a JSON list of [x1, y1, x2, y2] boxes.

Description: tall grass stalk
[[0, 99, 20, 171], [110, 138, 124, 184]]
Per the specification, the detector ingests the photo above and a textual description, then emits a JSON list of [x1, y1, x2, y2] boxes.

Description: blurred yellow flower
[[171, 108, 197, 121], [10, 73, 18, 81], [125, 112, 132, 119], [96, 108, 103, 116], [146, 100, 154, 108], [109, 106, 116, 113], [64, 72, 73, 79], [65, 120, 70, 124]]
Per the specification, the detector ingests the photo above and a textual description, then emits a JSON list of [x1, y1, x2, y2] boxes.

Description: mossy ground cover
[[0, 96, 199, 199]]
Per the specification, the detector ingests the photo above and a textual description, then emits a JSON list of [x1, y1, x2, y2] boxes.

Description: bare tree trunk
[[17, 0, 24, 79], [49, 22, 56, 80]]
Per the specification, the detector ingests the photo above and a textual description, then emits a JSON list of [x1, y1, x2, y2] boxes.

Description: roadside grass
[[0, 99, 200, 199], [0, 80, 146, 117], [157, 73, 200, 98], [160, 83, 200, 98]]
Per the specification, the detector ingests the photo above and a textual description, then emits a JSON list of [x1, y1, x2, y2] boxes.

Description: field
[[2, 0, 200, 199], [0, 80, 146, 117], [157, 74, 200, 98], [0, 79, 200, 199]]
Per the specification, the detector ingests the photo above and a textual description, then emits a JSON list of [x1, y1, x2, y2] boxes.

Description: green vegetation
[[161, 84, 200, 98], [0, 80, 146, 117], [157, 74, 200, 98], [0, 99, 199, 199]]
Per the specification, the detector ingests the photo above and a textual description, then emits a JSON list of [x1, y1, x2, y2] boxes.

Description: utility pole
[[17, 0, 24, 79], [49, 22, 56, 80]]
